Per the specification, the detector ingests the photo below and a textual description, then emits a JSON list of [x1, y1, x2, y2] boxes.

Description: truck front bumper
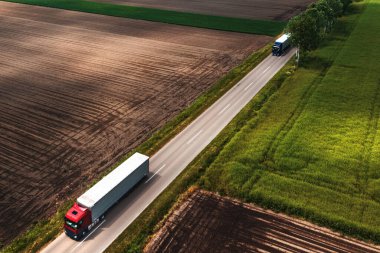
[[65, 228, 81, 240]]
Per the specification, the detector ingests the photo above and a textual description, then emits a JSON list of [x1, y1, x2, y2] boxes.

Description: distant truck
[[64, 152, 149, 240], [272, 34, 291, 56]]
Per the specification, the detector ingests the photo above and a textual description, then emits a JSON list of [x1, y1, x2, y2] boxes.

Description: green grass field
[[2, 0, 285, 36], [201, 0, 380, 243]]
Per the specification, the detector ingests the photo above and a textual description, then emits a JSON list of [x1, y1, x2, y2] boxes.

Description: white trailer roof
[[275, 34, 290, 43], [77, 152, 149, 209]]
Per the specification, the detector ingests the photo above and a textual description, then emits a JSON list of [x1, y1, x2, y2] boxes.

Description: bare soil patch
[[145, 190, 380, 253], [0, 1, 271, 245], [94, 0, 315, 21]]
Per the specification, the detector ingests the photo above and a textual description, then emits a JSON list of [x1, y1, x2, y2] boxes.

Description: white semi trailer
[[64, 152, 149, 240]]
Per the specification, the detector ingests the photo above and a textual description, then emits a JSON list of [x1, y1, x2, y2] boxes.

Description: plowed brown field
[[0, 2, 271, 245], [94, 0, 315, 20], [145, 190, 380, 253]]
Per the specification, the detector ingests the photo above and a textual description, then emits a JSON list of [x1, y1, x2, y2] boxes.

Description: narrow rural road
[[41, 48, 296, 253]]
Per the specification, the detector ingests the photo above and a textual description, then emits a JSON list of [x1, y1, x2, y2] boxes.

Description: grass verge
[[2, 0, 285, 36], [1, 43, 274, 253]]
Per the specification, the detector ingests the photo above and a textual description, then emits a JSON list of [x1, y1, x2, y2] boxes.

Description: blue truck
[[272, 34, 291, 56]]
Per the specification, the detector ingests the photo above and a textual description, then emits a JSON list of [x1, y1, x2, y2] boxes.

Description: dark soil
[[0, 1, 271, 245], [145, 190, 380, 253]]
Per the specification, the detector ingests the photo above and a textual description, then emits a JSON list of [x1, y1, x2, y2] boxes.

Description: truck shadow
[[82, 172, 162, 242]]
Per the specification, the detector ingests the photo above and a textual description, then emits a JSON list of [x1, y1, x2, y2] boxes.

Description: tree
[[313, 0, 335, 32], [340, 0, 352, 12], [326, 0, 343, 17], [285, 11, 323, 64], [284, 0, 347, 65], [316, 0, 343, 31], [305, 6, 328, 36]]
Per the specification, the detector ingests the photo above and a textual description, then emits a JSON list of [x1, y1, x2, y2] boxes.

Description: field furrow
[[0, 1, 271, 245], [145, 191, 380, 253]]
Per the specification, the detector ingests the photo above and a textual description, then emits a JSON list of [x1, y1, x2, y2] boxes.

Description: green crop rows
[[2, 0, 285, 36], [201, 0, 380, 243]]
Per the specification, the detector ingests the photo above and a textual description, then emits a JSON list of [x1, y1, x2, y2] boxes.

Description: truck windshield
[[65, 217, 81, 230]]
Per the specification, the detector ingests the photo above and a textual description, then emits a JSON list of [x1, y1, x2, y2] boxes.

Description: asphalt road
[[41, 48, 296, 253]]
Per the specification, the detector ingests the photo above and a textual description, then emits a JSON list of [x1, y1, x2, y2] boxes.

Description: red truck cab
[[64, 203, 92, 240]]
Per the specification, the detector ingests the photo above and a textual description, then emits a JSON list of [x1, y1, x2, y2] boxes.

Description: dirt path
[[145, 190, 380, 253], [94, 0, 315, 20], [0, 1, 271, 245]]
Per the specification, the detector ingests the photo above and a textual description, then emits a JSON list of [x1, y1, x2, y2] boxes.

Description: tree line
[[285, 0, 352, 62]]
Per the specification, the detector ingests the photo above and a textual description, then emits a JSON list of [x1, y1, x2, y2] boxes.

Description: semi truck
[[64, 152, 149, 240], [272, 34, 291, 56]]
